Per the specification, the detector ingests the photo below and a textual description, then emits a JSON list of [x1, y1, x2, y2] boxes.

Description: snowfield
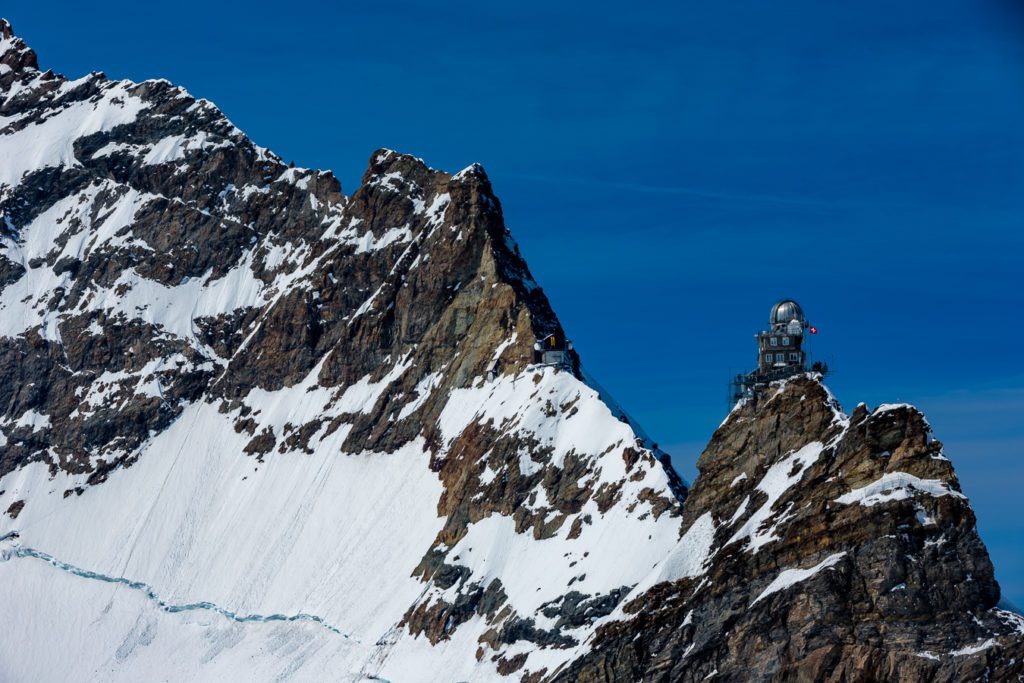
[[0, 364, 685, 680]]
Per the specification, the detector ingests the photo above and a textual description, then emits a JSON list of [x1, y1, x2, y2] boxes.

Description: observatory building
[[757, 299, 807, 373], [731, 299, 825, 405]]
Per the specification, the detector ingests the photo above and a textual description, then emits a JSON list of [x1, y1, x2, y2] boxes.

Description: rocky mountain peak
[[0, 25, 1021, 683], [0, 19, 39, 88], [558, 374, 1024, 681], [0, 30, 693, 680]]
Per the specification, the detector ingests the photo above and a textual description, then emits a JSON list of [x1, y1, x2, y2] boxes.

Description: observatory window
[[782, 336, 790, 345], [770, 337, 778, 347]]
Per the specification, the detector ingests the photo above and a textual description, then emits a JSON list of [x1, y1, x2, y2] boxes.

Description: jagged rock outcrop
[[0, 19, 683, 681], [557, 376, 1024, 681], [0, 18, 1019, 683]]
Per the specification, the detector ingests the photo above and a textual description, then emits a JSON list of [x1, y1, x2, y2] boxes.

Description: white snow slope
[[0, 368, 684, 682], [0, 23, 689, 682]]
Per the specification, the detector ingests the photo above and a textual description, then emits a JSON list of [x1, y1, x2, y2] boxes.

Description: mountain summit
[[0, 20, 1020, 682], [561, 376, 1024, 681], [0, 18, 38, 88]]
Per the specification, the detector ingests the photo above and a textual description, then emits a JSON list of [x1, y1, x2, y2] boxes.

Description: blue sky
[[6, 1, 1023, 603]]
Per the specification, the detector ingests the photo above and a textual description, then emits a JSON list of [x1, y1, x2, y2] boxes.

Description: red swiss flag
[[809, 325, 818, 335]]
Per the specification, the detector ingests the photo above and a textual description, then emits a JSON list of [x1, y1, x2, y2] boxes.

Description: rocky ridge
[[559, 377, 1024, 681], [0, 19, 1020, 682], [0, 19, 684, 681]]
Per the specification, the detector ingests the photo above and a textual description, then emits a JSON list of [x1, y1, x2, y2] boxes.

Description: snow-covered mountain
[[0, 19, 1021, 682]]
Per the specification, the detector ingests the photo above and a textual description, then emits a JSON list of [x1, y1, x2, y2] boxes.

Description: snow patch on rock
[[834, 472, 966, 507], [726, 441, 825, 553], [750, 552, 846, 606]]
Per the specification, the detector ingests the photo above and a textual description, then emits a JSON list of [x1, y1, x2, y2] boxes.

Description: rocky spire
[[0, 19, 39, 90], [556, 375, 1024, 681]]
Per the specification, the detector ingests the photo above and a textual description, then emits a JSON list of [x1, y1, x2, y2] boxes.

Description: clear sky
[[5, 1, 1023, 603]]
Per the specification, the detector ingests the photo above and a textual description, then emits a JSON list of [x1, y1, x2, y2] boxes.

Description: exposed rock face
[[558, 377, 1024, 682], [0, 19, 683, 681], [0, 18, 1020, 683]]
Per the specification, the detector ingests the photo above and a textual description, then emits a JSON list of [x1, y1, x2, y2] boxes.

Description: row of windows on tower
[[765, 352, 800, 363], [768, 336, 792, 347]]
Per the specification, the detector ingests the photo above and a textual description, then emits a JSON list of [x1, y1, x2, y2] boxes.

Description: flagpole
[[807, 322, 813, 370]]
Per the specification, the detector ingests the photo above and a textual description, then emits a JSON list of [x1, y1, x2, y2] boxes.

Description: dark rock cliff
[[557, 376, 1024, 681], [0, 15, 569, 482]]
